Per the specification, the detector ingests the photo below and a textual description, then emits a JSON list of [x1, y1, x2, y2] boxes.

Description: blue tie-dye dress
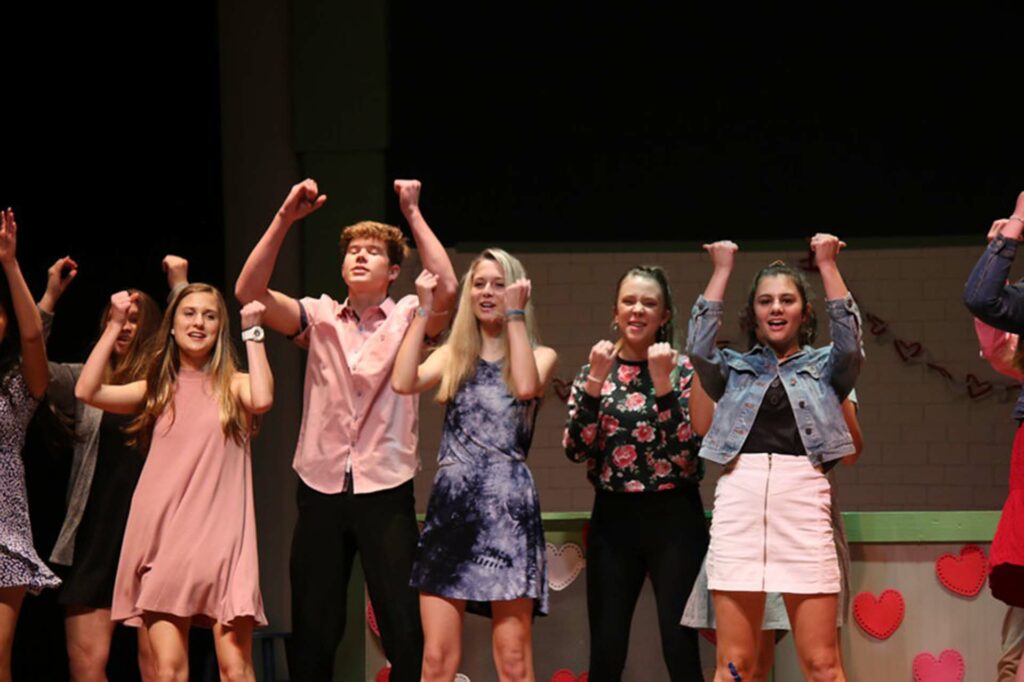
[[410, 358, 548, 616]]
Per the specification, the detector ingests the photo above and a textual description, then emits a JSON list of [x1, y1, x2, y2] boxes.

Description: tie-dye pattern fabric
[[410, 359, 548, 617]]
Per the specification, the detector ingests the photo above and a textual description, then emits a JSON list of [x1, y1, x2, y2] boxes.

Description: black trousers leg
[[585, 494, 647, 682], [288, 479, 358, 682], [646, 488, 709, 681], [353, 481, 423, 682]]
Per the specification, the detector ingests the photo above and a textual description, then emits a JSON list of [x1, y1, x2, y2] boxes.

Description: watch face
[[252, 327, 263, 340]]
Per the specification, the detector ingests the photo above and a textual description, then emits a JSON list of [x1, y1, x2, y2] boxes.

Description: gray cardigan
[[47, 361, 103, 566]]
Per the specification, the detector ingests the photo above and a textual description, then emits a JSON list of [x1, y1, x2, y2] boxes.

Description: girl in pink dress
[[75, 283, 273, 681]]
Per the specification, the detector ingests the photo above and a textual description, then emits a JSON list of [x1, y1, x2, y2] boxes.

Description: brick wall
[[403, 243, 1020, 513]]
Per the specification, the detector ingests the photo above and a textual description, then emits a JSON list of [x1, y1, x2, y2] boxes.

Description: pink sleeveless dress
[[111, 368, 266, 627]]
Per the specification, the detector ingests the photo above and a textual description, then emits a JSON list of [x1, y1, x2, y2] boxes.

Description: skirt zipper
[[762, 453, 772, 591]]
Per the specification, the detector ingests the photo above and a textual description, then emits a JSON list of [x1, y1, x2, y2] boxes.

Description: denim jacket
[[963, 234, 1024, 419], [686, 293, 864, 465]]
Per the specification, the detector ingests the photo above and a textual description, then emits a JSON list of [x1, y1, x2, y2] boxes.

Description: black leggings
[[586, 487, 709, 681]]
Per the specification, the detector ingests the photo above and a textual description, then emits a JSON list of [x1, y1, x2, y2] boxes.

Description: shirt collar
[[338, 296, 396, 322]]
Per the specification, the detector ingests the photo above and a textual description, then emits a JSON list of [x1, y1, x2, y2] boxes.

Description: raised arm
[[1, 209, 48, 398], [232, 301, 274, 415], [686, 241, 739, 401], [688, 371, 714, 436], [37, 255, 78, 316], [74, 291, 146, 413], [964, 194, 1024, 333], [394, 180, 458, 338], [391, 270, 450, 395], [813, 233, 862, 399], [504, 279, 557, 400], [163, 254, 190, 302], [234, 179, 327, 335]]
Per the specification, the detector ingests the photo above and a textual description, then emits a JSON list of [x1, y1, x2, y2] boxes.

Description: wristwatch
[[241, 325, 265, 343]]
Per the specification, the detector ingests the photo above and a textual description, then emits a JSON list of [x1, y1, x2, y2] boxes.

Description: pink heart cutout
[[935, 545, 987, 597], [912, 649, 965, 682], [546, 542, 585, 591], [852, 589, 904, 640]]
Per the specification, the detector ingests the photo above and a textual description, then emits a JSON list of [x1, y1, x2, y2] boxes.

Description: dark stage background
[[2, 3, 1021, 680]]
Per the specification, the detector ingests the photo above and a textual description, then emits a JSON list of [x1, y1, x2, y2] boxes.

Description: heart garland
[[859, 304, 1019, 401], [935, 545, 988, 597], [852, 589, 905, 640], [551, 670, 588, 682], [552, 377, 572, 402], [546, 542, 586, 591], [912, 649, 965, 682]]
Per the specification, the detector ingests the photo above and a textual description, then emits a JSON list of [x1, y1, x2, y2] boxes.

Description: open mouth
[[767, 319, 787, 331], [187, 331, 206, 340], [626, 319, 646, 331]]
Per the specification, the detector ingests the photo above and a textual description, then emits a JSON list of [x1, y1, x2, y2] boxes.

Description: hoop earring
[[611, 320, 620, 332]]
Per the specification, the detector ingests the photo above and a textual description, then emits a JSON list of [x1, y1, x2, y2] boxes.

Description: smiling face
[[171, 292, 221, 363], [614, 275, 669, 353], [753, 273, 808, 356], [469, 258, 506, 323], [341, 237, 399, 294]]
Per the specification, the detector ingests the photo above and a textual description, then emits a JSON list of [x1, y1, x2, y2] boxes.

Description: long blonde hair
[[435, 249, 538, 403], [125, 283, 248, 450]]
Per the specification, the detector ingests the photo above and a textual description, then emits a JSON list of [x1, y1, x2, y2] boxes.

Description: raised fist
[[703, 241, 738, 270]]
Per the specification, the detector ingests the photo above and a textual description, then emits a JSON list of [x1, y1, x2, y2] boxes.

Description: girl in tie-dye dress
[[392, 248, 558, 682]]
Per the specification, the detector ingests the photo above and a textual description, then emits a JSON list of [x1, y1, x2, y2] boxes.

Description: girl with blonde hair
[[75, 283, 273, 682], [392, 248, 558, 682]]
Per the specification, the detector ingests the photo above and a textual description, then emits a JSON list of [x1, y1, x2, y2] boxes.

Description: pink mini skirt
[[706, 453, 840, 594]]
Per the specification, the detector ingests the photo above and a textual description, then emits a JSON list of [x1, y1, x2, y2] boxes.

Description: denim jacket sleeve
[[825, 293, 863, 401], [685, 295, 729, 402], [963, 236, 1024, 335]]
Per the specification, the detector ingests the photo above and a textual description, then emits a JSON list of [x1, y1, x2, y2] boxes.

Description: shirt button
[[805, 427, 812, 435], [790, 378, 797, 386], [798, 400, 806, 409]]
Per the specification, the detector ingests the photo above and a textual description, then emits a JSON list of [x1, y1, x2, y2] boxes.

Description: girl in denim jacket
[[687, 235, 862, 682]]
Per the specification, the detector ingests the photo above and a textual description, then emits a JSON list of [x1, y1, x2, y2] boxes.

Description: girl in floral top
[[564, 265, 707, 681]]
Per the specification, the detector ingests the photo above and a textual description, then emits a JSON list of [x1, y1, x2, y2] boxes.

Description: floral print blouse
[[563, 355, 703, 493]]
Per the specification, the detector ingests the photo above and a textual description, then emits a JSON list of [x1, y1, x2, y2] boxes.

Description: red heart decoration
[[893, 338, 923, 362], [926, 362, 953, 381], [852, 589, 904, 640], [912, 649, 965, 682], [366, 597, 380, 637], [375, 666, 391, 682], [552, 377, 572, 402], [866, 313, 888, 336], [550, 670, 588, 682], [935, 545, 988, 597], [966, 374, 994, 399]]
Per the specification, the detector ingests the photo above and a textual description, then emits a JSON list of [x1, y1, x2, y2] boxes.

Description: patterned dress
[[0, 371, 61, 592], [410, 359, 548, 616]]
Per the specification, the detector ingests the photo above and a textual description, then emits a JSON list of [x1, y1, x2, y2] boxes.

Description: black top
[[740, 376, 807, 456]]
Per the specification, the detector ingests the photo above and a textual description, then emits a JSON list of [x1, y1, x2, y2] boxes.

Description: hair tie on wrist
[[586, 374, 604, 384], [505, 308, 526, 316], [1011, 216, 1024, 224]]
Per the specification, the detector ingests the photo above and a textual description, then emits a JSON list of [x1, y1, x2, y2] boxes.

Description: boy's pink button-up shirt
[[292, 294, 420, 494]]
